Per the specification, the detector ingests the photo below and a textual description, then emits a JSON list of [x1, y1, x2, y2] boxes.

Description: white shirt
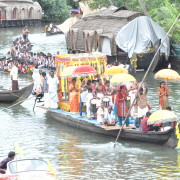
[[10, 66, 18, 80], [81, 90, 88, 103], [97, 107, 105, 123], [47, 76, 59, 93], [104, 109, 115, 123], [86, 93, 93, 106]]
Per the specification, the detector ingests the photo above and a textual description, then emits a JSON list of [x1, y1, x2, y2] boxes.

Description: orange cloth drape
[[69, 83, 80, 114], [158, 87, 170, 110]]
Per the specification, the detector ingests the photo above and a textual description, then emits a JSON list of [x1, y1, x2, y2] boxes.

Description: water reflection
[[0, 28, 180, 179]]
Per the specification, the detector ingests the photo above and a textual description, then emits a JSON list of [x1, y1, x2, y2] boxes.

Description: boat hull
[[0, 83, 34, 104], [49, 110, 177, 147]]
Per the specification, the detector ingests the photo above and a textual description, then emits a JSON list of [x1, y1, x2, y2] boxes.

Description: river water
[[0, 26, 180, 179]]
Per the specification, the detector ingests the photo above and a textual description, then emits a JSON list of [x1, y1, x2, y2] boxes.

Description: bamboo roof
[[66, 6, 143, 55]]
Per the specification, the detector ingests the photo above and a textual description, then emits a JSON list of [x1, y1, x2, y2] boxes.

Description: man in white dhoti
[[42, 72, 49, 108], [47, 71, 59, 109], [10, 62, 19, 90]]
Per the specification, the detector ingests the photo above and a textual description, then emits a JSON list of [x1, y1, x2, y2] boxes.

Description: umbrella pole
[[113, 13, 180, 148]]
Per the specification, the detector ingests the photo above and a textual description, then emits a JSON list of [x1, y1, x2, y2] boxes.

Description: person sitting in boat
[[141, 112, 160, 133], [0, 151, 15, 174], [97, 103, 106, 125], [104, 106, 116, 126], [86, 88, 94, 119], [137, 83, 149, 127], [158, 81, 170, 110]]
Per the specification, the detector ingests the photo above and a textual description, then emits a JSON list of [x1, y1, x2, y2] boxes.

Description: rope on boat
[[114, 13, 180, 147]]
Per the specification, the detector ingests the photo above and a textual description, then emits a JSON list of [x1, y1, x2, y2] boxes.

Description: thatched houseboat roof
[[66, 6, 143, 55]]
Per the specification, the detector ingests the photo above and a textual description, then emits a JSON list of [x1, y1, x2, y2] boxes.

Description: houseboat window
[[12, 8, 17, 19], [29, 7, 33, 19]]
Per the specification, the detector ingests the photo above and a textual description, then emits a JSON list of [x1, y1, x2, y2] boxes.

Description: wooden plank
[[96, 124, 135, 131]]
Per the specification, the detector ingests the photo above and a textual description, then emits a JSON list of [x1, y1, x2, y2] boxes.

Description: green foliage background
[[34, 0, 179, 43]]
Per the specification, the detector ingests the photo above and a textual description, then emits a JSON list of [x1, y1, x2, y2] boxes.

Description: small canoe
[[0, 83, 34, 104], [46, 31, 63, 36], [48, 109, 178, 148]]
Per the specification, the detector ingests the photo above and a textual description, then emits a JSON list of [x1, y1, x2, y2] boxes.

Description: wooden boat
[[46, 31, 63, 36], [48, 109, 178, 148], [0, 83, 34, 104]]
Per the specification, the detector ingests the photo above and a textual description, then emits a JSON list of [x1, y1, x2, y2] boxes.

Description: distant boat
[[0, 83, 34, 104]]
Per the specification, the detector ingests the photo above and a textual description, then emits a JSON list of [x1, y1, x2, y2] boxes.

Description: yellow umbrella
[[110, 73, 136, 85], [147, 110, 177, 125], [104, 66, 128, 75], [60, 66, 77, 78], [155, 69, 180, 81]]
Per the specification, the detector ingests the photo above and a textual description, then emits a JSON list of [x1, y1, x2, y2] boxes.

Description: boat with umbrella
[[42, 66, 179, 148]]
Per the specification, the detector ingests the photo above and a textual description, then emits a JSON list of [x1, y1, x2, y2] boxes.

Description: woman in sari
[[115, 85, 130, 127], [158, 81, 170, 110], [69, 78, 80, 114]]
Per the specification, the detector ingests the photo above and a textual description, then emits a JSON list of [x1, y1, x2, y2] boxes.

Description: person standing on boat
[[115, 85, 130, 127], [137, 83, 149, 127], [22, 26, 29, 41], [42, 72, 49, 108], [10, 62, 19, 90], [79, 79, 88, 117], [69, 78, 80, 114], [47, 71, 59, 109], [158, 81, 170, 110], [0, 151, 15, 174]]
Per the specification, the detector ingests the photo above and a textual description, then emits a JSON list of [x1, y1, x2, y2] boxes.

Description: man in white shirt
[[10, 62, 19, 90], [47, 71, 59, 109], [86, 88, 94, 119]]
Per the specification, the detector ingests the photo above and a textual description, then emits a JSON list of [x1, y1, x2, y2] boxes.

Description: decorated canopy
[[55, 52, 107, 77]]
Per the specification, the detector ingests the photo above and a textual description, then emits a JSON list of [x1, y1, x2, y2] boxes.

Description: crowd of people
[[34, 68, 174, 132], [0, 27, 56, 74]]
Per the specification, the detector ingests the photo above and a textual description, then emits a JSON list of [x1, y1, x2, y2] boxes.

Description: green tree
[[150, 1, 180, 43], [34, 0, 70, 23], [66, 0, 79, 9]]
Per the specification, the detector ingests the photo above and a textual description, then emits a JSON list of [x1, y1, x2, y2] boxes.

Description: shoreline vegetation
[[34, 0, 179, 43]]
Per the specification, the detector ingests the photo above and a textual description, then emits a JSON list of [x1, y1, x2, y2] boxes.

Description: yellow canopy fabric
[[155, 69, 180, 81], [56, 17, 79, 34], [110, 73, 136, 85], [60, 66, 77, 77], [147, 110, 177, 125], [104, 66, 128, 75]]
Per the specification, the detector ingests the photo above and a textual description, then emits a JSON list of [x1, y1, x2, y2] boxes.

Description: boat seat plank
[[96, 124, 135, 130]]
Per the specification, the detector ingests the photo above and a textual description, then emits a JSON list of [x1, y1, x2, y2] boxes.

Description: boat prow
[[0, 83, 34, 104]]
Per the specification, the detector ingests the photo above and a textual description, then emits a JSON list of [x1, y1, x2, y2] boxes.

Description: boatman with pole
[[10, 62, 19, 90]]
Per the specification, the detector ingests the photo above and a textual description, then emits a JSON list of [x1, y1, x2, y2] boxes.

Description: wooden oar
[[2, 96, 35, 111], [114, 13, 180, 147]]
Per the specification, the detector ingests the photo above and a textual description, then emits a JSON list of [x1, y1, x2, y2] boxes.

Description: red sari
[[158, 87, 170, 109], [69, 83, 80, 114], [115, 88, 129, 117]]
